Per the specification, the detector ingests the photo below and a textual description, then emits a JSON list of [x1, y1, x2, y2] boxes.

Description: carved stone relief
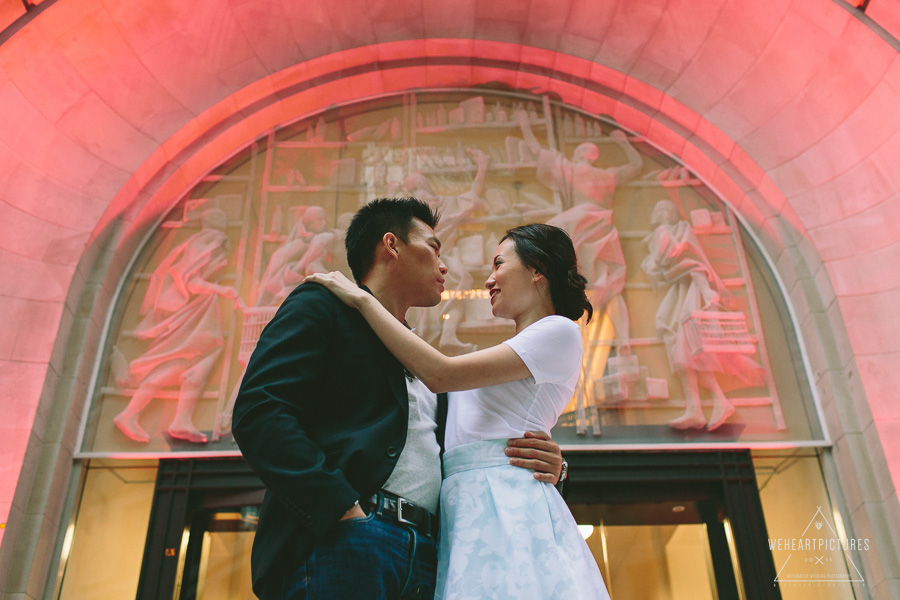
[[89, 90, 804, 454]]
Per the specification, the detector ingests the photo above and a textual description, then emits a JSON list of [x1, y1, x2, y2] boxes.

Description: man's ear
[[382, 232, 400, 258]]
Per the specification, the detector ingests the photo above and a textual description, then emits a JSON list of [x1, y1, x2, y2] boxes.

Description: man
[[232, 198, 565, 599]]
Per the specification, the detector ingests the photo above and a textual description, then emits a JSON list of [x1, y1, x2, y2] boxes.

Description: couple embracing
[[233, 198, 609, 599]]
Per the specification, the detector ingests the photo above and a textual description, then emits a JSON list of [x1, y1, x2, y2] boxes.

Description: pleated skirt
[[435, 440, 610, 600]]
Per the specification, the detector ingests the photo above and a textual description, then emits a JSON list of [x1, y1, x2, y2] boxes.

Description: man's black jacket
[[232, 283, 448, 594]]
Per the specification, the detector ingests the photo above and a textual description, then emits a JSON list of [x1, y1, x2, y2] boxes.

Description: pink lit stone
[[138, 38, 235, 114], [374, 17, 426, 46], [0, 0, 25, 32], [726, 144, 765, 191], [57, 10, 185, 133], [524, 1, 567, 48], [838, 289, 900, 355], [546, 79, 586, 111], [473, 17, 525, 46], [564, 1, 617, 47], [874, 420, 900, 494], [623, 75, 665, 112], [229, 1, 305, 74], [12, 301, 66, 363], [658, 95, 701, 135], [829, 242, 900, 300], [792, 81, 900, 190], [872, 129, 900, 192], [475, 0, 528, 22], [598, 2, 663, 73], [671, 32, 756, 117], [867, 0, 900, 43], [856, 355, 900, 421], [715, 0, 790, 57], [0, 427, 29, 495], [645, 118, 686, 159], [0, 256, 75, 304], [0, 44, 91, 125], [611, 102, 652, 138], [789, 160, 892, 231], [641, 0, 719, 76], [807, 201, 899, 263], [2, 164, 101, 232], [0, 362, 47, 430], [803, 32, 894, 125], [708, 166, 746, 206], [423, 1, 476, 39], [521, 44, 560, 72], [578, 91, 617, 122], [692, 118, 735, 165], [56, 93, 156, 172], [558, 37, 602, 69]]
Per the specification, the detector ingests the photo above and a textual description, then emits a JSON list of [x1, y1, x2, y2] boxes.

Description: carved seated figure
[[256, 206, 328, 307]]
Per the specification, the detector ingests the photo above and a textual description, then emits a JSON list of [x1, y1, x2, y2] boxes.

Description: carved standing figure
[[114, 208, 237, 443], [515, 110, 642, 353], [642, 200, 763, 431]]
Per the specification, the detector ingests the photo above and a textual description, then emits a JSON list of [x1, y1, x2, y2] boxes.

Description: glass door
[[175, 505, 258, 600], [570, 499, 740, 600], [564, 451, 780, 599], [599, 523, 718, 600]]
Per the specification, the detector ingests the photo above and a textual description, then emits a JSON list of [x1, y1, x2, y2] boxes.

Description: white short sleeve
[[503, 315, 582, 386]]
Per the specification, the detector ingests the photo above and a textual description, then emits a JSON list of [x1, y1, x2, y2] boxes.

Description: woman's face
[[484, 238, 540, 321]]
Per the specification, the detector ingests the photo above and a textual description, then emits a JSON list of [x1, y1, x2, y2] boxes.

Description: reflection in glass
[[193, 511, 256, 600]]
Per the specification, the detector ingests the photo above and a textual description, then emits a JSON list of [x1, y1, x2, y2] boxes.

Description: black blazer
[[232, 283, 448, 593]]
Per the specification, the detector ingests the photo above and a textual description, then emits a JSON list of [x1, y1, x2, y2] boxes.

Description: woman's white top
[[444, 315, 583, 451]]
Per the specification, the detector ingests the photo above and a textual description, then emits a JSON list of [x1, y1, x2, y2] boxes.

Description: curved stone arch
[[0, 1, 897, 593], [8, 39, 879, 590]]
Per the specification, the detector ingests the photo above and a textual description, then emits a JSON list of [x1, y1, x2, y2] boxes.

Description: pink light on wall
[[96, 39, 795, 252]]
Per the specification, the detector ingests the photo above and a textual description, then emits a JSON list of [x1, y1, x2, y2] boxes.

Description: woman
[[306, 224, 609, 600]]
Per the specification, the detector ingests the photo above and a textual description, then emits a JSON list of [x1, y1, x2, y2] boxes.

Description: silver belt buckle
[[396, 497, 415, 526]]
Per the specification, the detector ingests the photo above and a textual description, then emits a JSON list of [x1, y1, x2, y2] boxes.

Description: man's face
[[394, 218, 447, 308]]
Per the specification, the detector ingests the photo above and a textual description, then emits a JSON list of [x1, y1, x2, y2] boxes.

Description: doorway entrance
[[137, 451, 779, 599], [566, 450, 779, 599]]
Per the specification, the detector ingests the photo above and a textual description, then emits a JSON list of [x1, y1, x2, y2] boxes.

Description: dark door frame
[[566, 449, 781, 600], [137, 450, 780, 599], [135, 459, 264, 600]]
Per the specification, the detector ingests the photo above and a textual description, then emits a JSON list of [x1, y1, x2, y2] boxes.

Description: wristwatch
[[559, 459, 568, 483]]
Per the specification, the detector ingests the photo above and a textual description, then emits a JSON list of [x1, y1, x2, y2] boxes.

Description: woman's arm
[[357, 293, 531, 392], [303, 273, 532, 393]]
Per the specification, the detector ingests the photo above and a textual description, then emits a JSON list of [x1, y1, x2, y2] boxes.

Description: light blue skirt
[[435, 440, 610, 600]]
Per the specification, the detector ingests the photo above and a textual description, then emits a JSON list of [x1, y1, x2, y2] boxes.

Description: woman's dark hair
[[345, 197, 440, 282], [501, 223, 593, 322]]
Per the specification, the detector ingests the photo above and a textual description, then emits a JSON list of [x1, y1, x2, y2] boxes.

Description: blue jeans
[[263, 511, 437, 600]]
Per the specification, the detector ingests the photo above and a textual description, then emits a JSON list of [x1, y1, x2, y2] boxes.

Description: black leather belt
[[362, 490, 438, 539]]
